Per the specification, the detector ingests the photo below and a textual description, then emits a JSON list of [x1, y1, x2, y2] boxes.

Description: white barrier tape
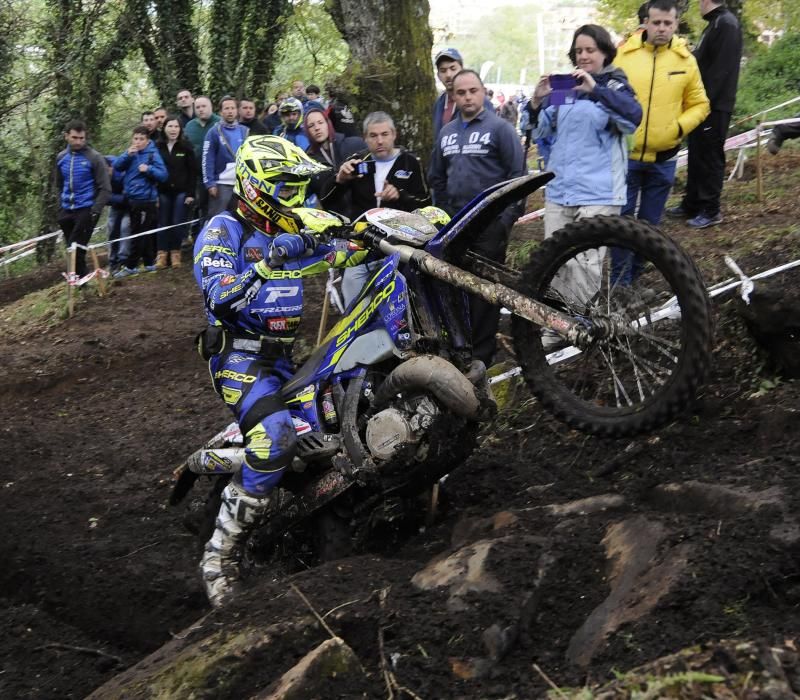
[[325, 269, 345, 314], [61, 267, 110, 287], [0, 246, 37, 267], [0, 229, 63, 254], [86, 218, 201, 250], [516, 207, 546, 225], [489, 254, 800, 385], [723, 255, 754, 304], [760, 117, 800, 128], [737, 95, 800, 124]]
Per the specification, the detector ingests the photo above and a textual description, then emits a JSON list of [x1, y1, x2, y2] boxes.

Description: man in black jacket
[[321, 111, 431, 303], [670, 0, 742, 228]]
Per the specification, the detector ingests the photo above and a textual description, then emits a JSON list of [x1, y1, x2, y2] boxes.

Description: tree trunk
[[327, 0, 436, 159], [37, 0, 138, 260]]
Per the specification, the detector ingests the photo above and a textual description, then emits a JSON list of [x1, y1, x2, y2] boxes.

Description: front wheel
[[511, 215, 713, 437]]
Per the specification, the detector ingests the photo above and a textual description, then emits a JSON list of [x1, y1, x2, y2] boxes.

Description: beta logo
[[202, 257, 234, 269]]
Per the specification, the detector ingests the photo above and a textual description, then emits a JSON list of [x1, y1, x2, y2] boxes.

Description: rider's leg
[[200, 353, 297, 607]]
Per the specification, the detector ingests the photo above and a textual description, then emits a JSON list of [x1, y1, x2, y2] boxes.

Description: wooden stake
[[756, 120, 764, 203], [89, 247, 106, 296], [426, 483, 439, 528], [316, 292, 330, 346], [67, 244, 76, 317]]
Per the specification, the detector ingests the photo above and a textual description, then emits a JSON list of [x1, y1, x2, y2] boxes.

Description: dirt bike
[[170, 172, 713, 560]]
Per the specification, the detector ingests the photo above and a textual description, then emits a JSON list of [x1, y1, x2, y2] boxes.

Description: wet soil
[[1, 153, 799, 699]]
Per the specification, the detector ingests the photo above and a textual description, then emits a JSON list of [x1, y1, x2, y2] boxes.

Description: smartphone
[[549, 73, 579, 107], [356, 160, 376, 176], [549, 74, 578, 90]]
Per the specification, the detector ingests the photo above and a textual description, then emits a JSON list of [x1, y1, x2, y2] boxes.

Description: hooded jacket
[[532, 65, 642, 206], [616, 33, 709, 163], [55, 144, 111, 215], [113, 141, 168, 202]]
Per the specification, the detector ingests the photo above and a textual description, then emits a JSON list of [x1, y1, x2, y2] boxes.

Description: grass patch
[[1, 284, 73, 337]]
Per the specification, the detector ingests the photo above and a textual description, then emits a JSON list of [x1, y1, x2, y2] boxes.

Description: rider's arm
[[293, 238, 372, 277]]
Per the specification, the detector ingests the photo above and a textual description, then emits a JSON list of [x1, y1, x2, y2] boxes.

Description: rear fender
[[427, 172, 554, 257]]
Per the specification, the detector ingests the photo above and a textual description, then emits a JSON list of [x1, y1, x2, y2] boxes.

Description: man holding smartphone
[[320, 111, 431, 304]]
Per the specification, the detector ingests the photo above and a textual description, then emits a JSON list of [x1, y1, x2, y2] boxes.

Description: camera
[[356, 160, 376, 176]]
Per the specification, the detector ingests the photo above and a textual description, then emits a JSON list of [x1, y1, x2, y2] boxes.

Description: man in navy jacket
[[429, 70, 526, 367], [54, 120, 111, 277]]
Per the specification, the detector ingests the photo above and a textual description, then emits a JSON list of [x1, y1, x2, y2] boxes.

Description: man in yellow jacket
[[612, 0, 709, 285]]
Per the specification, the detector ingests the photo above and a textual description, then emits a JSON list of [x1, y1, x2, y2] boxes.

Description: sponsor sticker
[[244, 247, 264, 262]]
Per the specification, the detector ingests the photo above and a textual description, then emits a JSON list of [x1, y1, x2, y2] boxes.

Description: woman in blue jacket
[[530, 24, 641, 321]]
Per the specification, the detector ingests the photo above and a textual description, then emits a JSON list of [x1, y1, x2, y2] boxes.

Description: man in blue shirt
[[203, 95, 249, 217], [54, 120, 111, 278]]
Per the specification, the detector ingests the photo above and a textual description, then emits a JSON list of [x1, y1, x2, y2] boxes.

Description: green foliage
[[268, 0, 349, 97], [207, 0, 290, 102], [445, 4, 545, 83], [733, 33, 800, 130], [96, 52, 159, 154]]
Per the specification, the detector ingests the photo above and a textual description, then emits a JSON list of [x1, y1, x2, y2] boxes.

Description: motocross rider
[[193, 135, 369, 607]]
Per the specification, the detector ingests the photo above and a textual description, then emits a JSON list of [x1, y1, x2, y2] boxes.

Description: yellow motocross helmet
[[234, 135, 329, 234]]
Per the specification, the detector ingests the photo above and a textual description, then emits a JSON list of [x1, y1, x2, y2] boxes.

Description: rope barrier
[[0, 246, 37, 267], [0, 229, 63, 255], [732, 95, 800, 128]]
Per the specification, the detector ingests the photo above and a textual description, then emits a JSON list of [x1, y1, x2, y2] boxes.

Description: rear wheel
[[511, 215, 713, 437]]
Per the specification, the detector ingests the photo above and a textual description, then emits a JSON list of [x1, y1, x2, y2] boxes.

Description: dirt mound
[[1, 155, 799, 698]]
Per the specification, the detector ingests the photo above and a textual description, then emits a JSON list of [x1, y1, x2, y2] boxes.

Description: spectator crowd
[[56, 0, 746, 294]]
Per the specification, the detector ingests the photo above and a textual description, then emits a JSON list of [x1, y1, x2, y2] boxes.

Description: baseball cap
[[435, 47, 463, 66]]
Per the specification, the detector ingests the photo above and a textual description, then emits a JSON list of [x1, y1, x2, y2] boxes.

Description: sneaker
[[144, 264, 159, 272], [665, 204, 691, 219], [686, 213, 723, 229], [767, 136, 782, 155], [112, 266, 139, 279]]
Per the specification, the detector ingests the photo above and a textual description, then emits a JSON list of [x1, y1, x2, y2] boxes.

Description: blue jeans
[[158, 192, 189, 250], [107, 208, 131, 269], [612, 159, 677, 286]]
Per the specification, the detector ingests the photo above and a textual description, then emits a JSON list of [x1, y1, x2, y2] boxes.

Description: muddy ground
[[1, 153, 799, 699]]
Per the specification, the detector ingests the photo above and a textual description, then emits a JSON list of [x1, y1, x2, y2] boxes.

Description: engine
[[364, 395, 440, 461]]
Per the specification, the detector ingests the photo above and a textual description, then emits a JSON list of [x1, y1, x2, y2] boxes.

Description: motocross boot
[[199, 481, 270, 608]]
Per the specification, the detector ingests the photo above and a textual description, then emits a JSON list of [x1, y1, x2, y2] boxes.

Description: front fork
[[376, 238, 595, 348]]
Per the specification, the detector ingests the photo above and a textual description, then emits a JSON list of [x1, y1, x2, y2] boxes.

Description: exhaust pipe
[[370, 355, 481, 418]]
